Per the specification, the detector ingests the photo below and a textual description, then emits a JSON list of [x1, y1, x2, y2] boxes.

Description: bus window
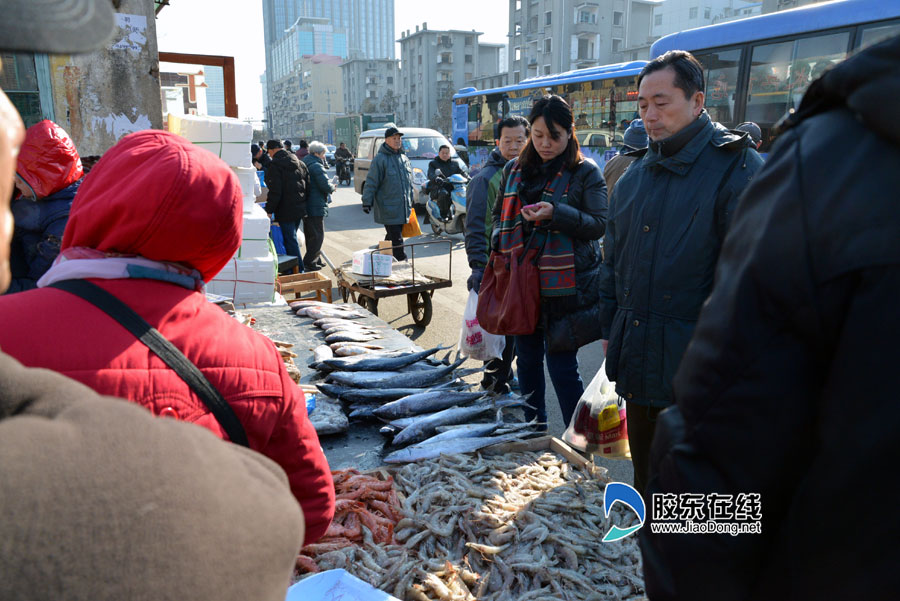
[[860, 21, 900, 50], [748, 31, 848, 149], [695, 49, 741, 127]]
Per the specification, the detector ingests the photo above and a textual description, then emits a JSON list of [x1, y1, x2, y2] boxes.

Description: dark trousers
[[383, 224, 406, 261], [302, 216, 325, 270], [514, 331, 584, 427], [280, 220, 303, 271], [625, 401, 664, 499], [482, 335, 516, 390]]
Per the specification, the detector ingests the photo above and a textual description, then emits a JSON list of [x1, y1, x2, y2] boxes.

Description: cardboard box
[[352, 250, 393, 277], [238, 238, 270, 259], [242, 204, 270, 239], [167, 114, 252, 168]]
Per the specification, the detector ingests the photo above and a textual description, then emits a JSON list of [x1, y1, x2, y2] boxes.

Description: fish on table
[[315, 381, 468, 404], [325, 331, 383, 343], [383, 432, 531, 463], [320, 345, 447, 373], [372, 390, 487, 420], [325, 358, 465, 389], [390, 398, 525, 447]]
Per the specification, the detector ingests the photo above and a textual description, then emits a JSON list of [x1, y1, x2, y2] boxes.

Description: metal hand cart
[[321, 240, 452, 327]]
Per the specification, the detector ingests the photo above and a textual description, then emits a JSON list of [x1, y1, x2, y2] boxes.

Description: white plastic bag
[[563, 359, 631, 458], [458, 290, 505, 361]]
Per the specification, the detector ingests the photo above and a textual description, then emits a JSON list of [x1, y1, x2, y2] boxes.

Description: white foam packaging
[[167, 114, 253, 168], [242, 203, 270, 239], [237, 238, 270, 259], [352, 250, 393, 277], [215, 258, 237, 281], [232, 166, 260, 197], [235, 255, 277, 285]]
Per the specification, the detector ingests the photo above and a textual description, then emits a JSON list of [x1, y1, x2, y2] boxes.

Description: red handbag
[[476, 229, 544, 335]]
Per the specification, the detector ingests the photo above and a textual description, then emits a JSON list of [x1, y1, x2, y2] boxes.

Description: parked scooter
[[424, 173, 467, 236], [336, 157, 353, 186]]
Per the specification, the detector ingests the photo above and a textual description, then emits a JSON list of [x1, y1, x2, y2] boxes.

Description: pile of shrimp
[[295, 468, 404, 574]]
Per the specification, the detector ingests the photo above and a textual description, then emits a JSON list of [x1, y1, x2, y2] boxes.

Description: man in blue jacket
[[464, 115, 529, 393], [361, 126, 414, 261], [599, 51, 763, 496]]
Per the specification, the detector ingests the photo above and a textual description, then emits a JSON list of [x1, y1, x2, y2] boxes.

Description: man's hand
[[362, 205, 371, 214], [467, 268, 484, 293], [521, 201, 554, 222]]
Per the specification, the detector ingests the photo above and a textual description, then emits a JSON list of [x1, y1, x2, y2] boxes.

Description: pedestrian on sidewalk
[[598, 50, 764, 497], [465, 115, 530, 393], [361, 125, 414, 262], [265, 138, 310, 267], [301, 141, 335, 271], [492, 95, 607, 427]]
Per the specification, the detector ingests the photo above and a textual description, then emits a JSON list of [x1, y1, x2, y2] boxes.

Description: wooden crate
[[278, 271, 333, 303]]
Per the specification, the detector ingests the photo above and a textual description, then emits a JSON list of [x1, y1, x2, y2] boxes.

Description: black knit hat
[[266, 139, 283, 150]]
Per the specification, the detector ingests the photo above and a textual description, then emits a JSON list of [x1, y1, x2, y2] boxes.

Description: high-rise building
[[269, 54, 344, 142], [269, 17, 349, 83], [762, 0, 826, 13], [263, 0, 394, 61], [341, 58, 400, 116], [398, 24, 484, 131], [507, 0, 659, 82]]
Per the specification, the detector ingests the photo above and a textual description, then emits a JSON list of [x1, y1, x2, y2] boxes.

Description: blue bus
[[452, 61, 648, 173], [651, 0, 900, 151]]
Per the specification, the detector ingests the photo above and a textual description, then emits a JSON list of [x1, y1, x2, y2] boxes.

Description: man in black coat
[[264, 139, 309, 262], [426, 144, 468, 186], [641, 36, 900, 600]]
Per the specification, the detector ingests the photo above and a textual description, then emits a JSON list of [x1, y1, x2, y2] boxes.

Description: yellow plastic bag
[[401, 208, 422, 238], [562, 360, 631, 459]]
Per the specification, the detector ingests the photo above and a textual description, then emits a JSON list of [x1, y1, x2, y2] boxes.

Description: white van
[[354, 127, 466, 207]]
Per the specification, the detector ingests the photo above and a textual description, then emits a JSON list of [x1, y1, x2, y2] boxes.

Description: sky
[[155, 1, 509, 124]]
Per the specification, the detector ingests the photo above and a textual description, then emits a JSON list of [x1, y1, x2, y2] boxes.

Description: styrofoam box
[[232, 166, 260, 197], [242, 204, 270, 239], [167, 113, 252, 169], [214, 258, 237, 281], [233, 282, 275, 305], [238, 239, 270, 259], [206, 279, 235, 298], [235, 256, 276, 284], [242, 193, 258, 213], [352, 250, 393, 277]]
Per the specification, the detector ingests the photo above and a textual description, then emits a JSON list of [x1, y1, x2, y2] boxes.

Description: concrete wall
[[49, 0, 162, 156]]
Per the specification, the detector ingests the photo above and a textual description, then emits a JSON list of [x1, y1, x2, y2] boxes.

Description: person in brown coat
[[0, 2, 306, 599], [602, 118, 648, 199]]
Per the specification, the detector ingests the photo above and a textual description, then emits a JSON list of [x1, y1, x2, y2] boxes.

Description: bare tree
[[379, 89, 398, 115]]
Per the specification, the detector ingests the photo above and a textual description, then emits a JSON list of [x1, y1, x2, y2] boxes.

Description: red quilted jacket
[[0, 130, 334, 545]]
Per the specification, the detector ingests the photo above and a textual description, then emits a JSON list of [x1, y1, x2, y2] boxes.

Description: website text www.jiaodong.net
[[649, 521, 762, 536]]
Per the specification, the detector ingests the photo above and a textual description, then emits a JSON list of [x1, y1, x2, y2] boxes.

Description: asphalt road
[[313, 168, 633, 485]]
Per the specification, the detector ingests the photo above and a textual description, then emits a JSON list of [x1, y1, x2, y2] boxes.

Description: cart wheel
[[430, 218, 441, 235], [362, 296, 378, 316], [409, 292, 433, 326]]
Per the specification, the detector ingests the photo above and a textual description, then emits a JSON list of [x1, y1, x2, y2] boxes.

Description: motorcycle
[[335, 157, 353, 186], [424, 173, 468, 236]]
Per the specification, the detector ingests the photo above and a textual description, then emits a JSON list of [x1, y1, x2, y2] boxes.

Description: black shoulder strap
[[48, 279, 250, 447]]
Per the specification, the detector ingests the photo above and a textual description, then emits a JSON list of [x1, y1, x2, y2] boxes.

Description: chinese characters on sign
[[649, 493, 763, 536]]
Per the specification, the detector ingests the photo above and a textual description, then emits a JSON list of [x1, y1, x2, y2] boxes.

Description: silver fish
[[383, 432, 530, 463], [390, 398, 524, 446], [321, 346, 446, 372], [313, 344, 333, 363], [314, 318, 368, 329], [326, 357, 465, 389], [323, 325, 381, 337], [334, 346, 383, 356], [372, 390, 487, 420], [325, 331, 382, 343], [288, 300, 334, 309], [315, 381, 466, 404], [306, 306, 366, 320], [419, 419, 537, 446]]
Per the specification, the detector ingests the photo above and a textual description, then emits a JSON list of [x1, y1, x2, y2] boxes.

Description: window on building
[[654, 13, 662, 26], [367, 90, 377, 99], [577, 37, 590, 59], [1, 53, 46, 128], [466, 35, 473, 45], [465, 54, 473, 64], [689, 7, 698, 19], [515, 0, 521, 9], [387, 76, 393, 84], [515, 47, 522, 61], [613, 11, 623, 26], [543, 38, 551, 53], [704, 7, 711, 19], [530, 16, 538, 32], [514, 70, 521, 83], [612, 39, 622, 53], [543, 64, 551, 75], [418, 55, 422, 65], [578, 10, 596, 23], [545, 11, 552, 25]]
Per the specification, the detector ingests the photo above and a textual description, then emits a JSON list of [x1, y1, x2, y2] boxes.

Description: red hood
[[61, 130, 242, 282], [16, 120, 83, 198]]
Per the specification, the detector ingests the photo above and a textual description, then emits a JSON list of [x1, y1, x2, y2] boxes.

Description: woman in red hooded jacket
[[7, 119, 83, 293], [0, 129, 335, 545]]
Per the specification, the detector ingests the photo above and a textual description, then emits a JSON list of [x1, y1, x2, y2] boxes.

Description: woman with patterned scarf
[[491, 95, 607, 428]]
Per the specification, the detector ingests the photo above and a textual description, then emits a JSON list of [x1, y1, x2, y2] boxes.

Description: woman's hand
[[521, 201, 554, 222]]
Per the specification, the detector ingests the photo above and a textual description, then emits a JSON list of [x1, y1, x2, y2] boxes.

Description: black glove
[[467, 268, 484, 293], [362, 205, 371, 214], [490, 229, 500, 252]]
